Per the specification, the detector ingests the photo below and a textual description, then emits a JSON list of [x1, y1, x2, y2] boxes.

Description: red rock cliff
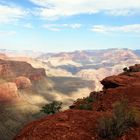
[[0, 59, 47, 103], [14, 64, 140, 140], [0, 59, 46, 80]]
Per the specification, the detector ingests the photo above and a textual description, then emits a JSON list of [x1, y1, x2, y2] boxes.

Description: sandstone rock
[[14, 76, 32, 89], [14, 110, 101, 140], [0, 82, 18, 102], [101, 72, 140, 89], [0, 59, 46, 80], [14, 64, 140, 140], [129, 64, 140, 72]]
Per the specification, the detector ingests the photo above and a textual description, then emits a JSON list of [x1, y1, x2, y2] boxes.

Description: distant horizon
[[0, 0, 140, 52], [0, 47, 140, 54]]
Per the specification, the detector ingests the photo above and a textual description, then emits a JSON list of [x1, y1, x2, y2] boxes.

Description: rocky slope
[[0, 59, 49, 140], [14, 64, 140, 140], [1, 49, 140, 140], [0, 57, 94, 140], [0, 59, 46, 103]]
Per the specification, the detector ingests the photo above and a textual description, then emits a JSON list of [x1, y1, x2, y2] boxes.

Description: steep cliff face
[[76, 68, 110, 90], [0, 59, 46, 80], [0, 59, 49, 140], [14, 64, 140, 140], [0, 59, 47, 103]]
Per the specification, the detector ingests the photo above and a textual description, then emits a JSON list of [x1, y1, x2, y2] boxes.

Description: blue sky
[[0, 0, 140, 52]]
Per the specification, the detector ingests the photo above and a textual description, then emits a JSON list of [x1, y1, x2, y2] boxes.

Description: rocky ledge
[[14, 64, 140, 140], [0, 59, 46, 80]]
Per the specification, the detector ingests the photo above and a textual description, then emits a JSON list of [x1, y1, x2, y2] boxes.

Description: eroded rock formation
[[0, 59, 46, 80], [0, 82, 18, 103], [14, 64, 140, 140], [0, 59, 47, 103]]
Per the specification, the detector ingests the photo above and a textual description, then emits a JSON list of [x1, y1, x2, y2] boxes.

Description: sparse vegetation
[[97, 99, 139, 139], [123, 65, 140, 73], [123, 67, 129, 72], [71, 91, 102, 110], [79, 104, 92, 110], [40, 101, 62, 115], [85, 96, 95, 103]]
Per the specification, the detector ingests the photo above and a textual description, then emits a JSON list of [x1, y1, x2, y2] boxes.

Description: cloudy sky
[[0, 0, 140, 52]]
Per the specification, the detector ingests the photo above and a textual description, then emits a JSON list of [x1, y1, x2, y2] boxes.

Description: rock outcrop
[[0, 59, 47, 104], [101, 73, 140, 89], [127, 64, 140, 72], [0, 59, 46, 80], [14, 64, 140, 140], [14, 76, 32, 89], [101, 64, 140, 89], [0, 82, 18, 103]]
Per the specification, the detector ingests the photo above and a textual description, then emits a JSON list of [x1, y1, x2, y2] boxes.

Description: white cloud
[[44, 25, 61, 31], [0, 31, 16, 36], [30, 0, 140, 19], [91, 24, 140, 33], [68, 24, 82, 29], [43, 23, 82, 31], [105, 9, 140, 16], [0, 4, 27, 23], [23, 23, 34, 29]]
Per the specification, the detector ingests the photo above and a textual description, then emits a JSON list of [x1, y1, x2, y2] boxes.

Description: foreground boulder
[[128, 64, 140, 72], [14, 64, 140, 140], [101, 64, 140, 89], [101, 72, 140, 89]]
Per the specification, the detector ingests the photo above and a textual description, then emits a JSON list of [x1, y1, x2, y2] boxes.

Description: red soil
[[14, 64, 140, 140]]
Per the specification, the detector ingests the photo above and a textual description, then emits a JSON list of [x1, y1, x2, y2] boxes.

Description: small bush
[[85, 96, 95, 103], [98, 116, 114, 139], [112, 100, 136, 136], [131, 107, 140, 124], [40, 101, 62, 115], [97, 99, 138, 139], [80, 91, 102, 104], [79, 104, 93, 110], [123, 67, 129, 72]]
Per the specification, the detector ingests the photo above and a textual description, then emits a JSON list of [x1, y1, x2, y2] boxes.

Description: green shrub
[[98, 116, 114, 139], [97, 99, 138, 139], [123, 67, 129, 72], [79, 104, 92, 110], [40, 101, 62, 115], [112, 100, 136, 136], [85, 96, 95, 103], [131, 107, 140, 124], [80, 92, 102, 104]]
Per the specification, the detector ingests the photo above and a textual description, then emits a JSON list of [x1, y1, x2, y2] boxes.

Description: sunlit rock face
[[14, 64, 140, 140], [0, 82, 18, 103], [0, 59, 46, 80], [76, 68, 110, 91], [0, 59, 47, 104], [101, 64, 140, 89], [14, 76, 32, 89]]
